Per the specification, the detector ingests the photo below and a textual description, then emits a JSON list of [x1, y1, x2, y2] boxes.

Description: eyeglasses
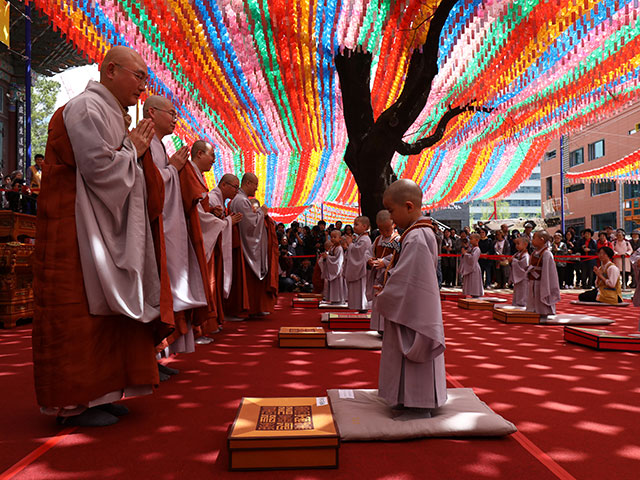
[[223, 182, 239, 190], [115, 63, 148, 86], [153, 107, 178, 119]]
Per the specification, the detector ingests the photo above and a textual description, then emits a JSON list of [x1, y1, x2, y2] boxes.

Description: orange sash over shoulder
[[32, 106, 165, 408]]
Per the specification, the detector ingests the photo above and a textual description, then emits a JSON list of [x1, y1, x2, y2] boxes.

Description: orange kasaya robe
[[140, 149, 191, 352], [178, 163, 221, 334], [242, 215, 279, 315], [32, 107, 172, 408], [224, 223, 250, 317]]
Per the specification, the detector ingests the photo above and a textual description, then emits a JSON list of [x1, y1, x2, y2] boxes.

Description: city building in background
[[430, 203, 470, 233], [541, 101, 640, 233], [0, 4, 86, 176], [468, 166, 542, 225]]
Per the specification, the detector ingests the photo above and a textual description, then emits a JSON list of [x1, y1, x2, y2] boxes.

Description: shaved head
[[191, 140, 215, 173], [100, 46, 145, 77], [142, 95, 171, 118], [241, 172, 259, 186], [376, 210, 392, 224], [191, 140, 213, 159], [99, 46, 147, 108], [354, 216, 370, 228], [384, 179, 422, 206], [220, 173, 238, 184]]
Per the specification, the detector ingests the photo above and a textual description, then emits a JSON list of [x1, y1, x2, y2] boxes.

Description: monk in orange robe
[[227, 173, 279, 317], [32, 46, 171, 427], [179, 141, 241, 336]]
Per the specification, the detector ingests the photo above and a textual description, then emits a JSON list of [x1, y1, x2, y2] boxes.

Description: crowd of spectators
[[277, 217, 640, 294]]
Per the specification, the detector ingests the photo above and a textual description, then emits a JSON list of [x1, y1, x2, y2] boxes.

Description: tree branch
[[396, 103, 493, 156], [335, 49, 375, 145], [378, 0, 459, 137]]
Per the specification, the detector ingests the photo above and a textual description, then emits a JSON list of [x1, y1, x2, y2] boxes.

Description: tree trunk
[[334, 0, 461, 230]]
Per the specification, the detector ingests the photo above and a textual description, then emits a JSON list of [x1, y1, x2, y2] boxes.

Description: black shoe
[[56, 407, 119, 427], [95, 403, 129, 417], [158, 363, 180, 376]]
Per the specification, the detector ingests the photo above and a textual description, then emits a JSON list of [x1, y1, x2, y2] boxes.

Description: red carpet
[[1, 292, 639, 479]]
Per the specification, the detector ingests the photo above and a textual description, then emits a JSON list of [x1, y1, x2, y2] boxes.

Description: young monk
[[375, 179, 446, 420], [526, 230, 561, 315], [318, 230, 347, 304], [510, 236, 530, 307], [367, 210, 400, 332], [343, 216, 372, 312], [459, 233, 484, 297]]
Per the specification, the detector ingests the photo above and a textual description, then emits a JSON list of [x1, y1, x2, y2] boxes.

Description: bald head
[[241, 172, 258, 186], [241, 172, 259, 196], [218, 173, 240, 200], [191, 140, 214, 173], [384, 179, 423, 206], [191, 140, 212, 159], [220, 173, 238, 185], [100, 46, 148, 108], [376, 209, 391, 224], [143, 95, 171, 118]]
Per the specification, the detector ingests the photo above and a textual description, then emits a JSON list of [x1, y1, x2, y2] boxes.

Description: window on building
[[545, 177, 553, 199], [545, 150, 557, 161], [529, 172, 541, 180], [588, 140, 605, 161], [515, 185, 540, 193], [565, 183, 585, 194], [566, 217, 585, 233], [592, 212, 617, 232], [624, 183, 640, 200], [590, 180, 616, 196], [569, 148, 584, 167]]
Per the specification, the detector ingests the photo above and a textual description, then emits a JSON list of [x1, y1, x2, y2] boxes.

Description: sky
[[52, 64, 140, 118]]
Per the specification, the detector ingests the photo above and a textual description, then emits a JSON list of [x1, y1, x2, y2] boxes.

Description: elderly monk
[[208, 173, 241, 302], [142, 96, 208, 376], [33, 46, 170, 427], [376, 180, 446, 420], [228, 173, 279, 317], [179, 141, 241, 337]]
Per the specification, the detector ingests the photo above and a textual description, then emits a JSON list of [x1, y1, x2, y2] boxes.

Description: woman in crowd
[[612, 229, 633, 287], [441, 228, 456, 287], [551, 231, 568, 289], [564, 229, 579, 288]]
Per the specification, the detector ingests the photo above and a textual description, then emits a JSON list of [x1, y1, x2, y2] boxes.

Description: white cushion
[[326, 331, 382, 349], [327, 388, 516, 441], [543, 314, 614, 325], [570, 300, 629, 307]]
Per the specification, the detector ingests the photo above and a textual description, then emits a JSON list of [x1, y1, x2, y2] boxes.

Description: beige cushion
[[543, 314, 614, 325], [319, 302, 349, 309], [326, 331, 382, 349], [327, 388, 516, 441], [570, 300, 629, 307]]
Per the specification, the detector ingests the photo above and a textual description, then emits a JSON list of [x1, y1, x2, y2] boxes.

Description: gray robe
[[526, 248, 561, 315], [459, 246, 484, 297], [208, 186, 234, 298], [229, 189, 268, 280], [367, 234, 398, 331], [510, 251, 529, 307], [66, 80, 160, 323], [345, 234, 372, 311], [376, 223, 447, 409], [319, 246, 347, 303], [150, 138, 206, 357]]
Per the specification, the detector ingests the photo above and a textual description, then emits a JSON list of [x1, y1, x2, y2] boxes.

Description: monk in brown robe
[[179, 141, 241, 337], [33, 46, 171, 427], [227, 173, 279, 317], [142, 96, 207, 378]]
